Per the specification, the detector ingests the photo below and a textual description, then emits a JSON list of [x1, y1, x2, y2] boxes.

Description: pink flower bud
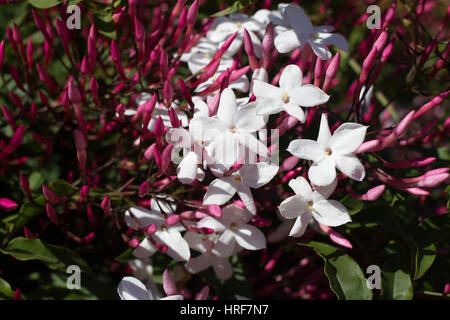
[[280, 156, 300, 172], [73, 129, 86, 150], [261, 23, 274, 69], [144, 143, 157, 160], [0, 198, 18, 210], [187, 0, 199, 25], [195, 286, 209, 300], [146, 224, 157, 234], [88, 25, 97, 68], [133, 17, 145, 42], [46, 203, 58, 225], [413, 91, 449, 120], [168, 107, 180, 128], [128, 238, 140, 248], [373, 31, 388, 52], [164, 80, 173, 106], [90, 77, 99, 104], [159, 49, 168, 81], [418, 173, 449, 188], [42, 184, 60, 204], [178, 78, 193, 107], [320, 224, 353, 248], [166, 214, 180, 226], [0, 40, 5, 73], [163, 268, 178, 296], [20, 174, 31, 198], [80, 185, 90, 199], [154, 116, 164, 137], [101, 195, 111, 216], [68, 79, 81, 104], [138, 181, 150, 197], [394, 110, 415, 137]]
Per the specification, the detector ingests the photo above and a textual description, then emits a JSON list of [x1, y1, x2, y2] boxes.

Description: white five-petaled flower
[[252, 64, 329, 122], [124, 197, 190, 261], [274, 4, 348, 60], [278, 176, 351, 237], [207, 13, 264, 57], [118, 276, 183, 300], [184, 231, 234, 280], [197, 88, 269, 169], [288, 113, 368, 187], [197, 204, 267, 257], [203, 162, 278, 214]]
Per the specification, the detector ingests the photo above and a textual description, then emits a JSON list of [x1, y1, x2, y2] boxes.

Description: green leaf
[[211, 0, 257, 17], [94, 9, 117, 39], [0, 277, 15, 300], [300, 241, 372, 300], [414, 243, 436, 280], [341, 195, 364, 215], [27, 0, 63, 9], [380, 242, 413, 300], [0, 237, 92, 274]]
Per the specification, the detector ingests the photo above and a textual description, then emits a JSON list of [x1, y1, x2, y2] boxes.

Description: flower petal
[[237, 133, 270, 158], [125, 207, 165, 230], [290, 84, 330, 107], [334, 154, 366, 181], [288, 176, 313, 197], [232, 224, 266, 250], [313, 177, 337, 200], [274, 29, 301, 53], [308, 156, 336, 186], [317, 113, 331, 148], [234, 103, 267, 133], [284, 103, 306, 123], [287, 139, 325, 162], [240, 162, 279, 189], [155, 229, 191, 261], [279, 64, 303, 93], [308, 40, 332, 60], [281, 4, 313, 34], [197, 216, 227, 233], [177, 151, 200, 184], [212, 229, 236, 258], [236, 183, 256, 214], [184, 231, 209, 253], [255, 98, 284, 116], [118, 277, 149, 300], [289, 212, 312, 237], [185, 254, 212, 274], [217, 88, 238, 127], [317, 33, 349, 51], [312, 199, 351, 227], [278, 194, 308, 219], [252, 80, 282, 99], [161, 295, 184, 300], [329, 123, 368, 154], [212, 258, 233, 280], [133, 237, 158, 259]]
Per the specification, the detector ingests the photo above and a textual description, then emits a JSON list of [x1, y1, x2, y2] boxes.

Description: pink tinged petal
[[317, 33, 349, 51], [278, 194, 308, 219], [217, 88, 237, 127], [236, 183, 256, 214], [279, 64, 303, 92], [287, 139, 325, 162], [317, 113, 332, 148], [281, 4, 313, 33], [308, 40, 332, 60], [212, 258, 233, 280], [125, 207, 165, 230], [312, 199, 351, 227], [289, 212, 312, 237], [184, 231, 209, 253], [177, 152, 200, 184], [268, 220, 294, 242], [195, 286, 210, 300], [290, 84, 330, 107], [313, 177, 337, 200], [288, 176, 313, 197], [161, 295, 184, 300], [211, 132, 241, 167], [334, 154, 365, 181], [284, 103, 305, 122], [274, 29, 301, 53], [155, 229, 191, 261], [252, 79, 282, 99], [185, 254, 212, 274], [329, 123, 368, 154], [241, 162, 279, 189], [308, 156, 337, 187], [197, 216, 227, 233], [163, 269, 177, 296], [222, 203, 254, 224], [213, 229, 236, 258], [133, 237, 158, 259], [313, 25, 334, 33], [256, 98, 283, 115], [118, 277, 149, 300], [232, 224, 266, 250]]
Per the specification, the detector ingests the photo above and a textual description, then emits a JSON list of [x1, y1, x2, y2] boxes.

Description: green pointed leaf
[[94, 9, 117, 39], [341, 195, 364, 215], [211, 1, 258, 17], [0, 237, 92, 274], [300, 241, 372, 300], [0, 277, 15, 300], [27, 0, 63, 9]]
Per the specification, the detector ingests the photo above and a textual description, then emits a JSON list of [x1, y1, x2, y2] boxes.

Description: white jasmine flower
[[278, 176, 351, 237], [197, 204, 267, 256], [274, 4, 348, 60], [287, 114, 368, 186], [118, 276, 183, 300], [203, 162, 278, 214], [252, 64, 329, 122]]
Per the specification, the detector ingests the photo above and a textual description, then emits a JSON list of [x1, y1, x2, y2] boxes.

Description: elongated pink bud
[[195, 286, 209, 300], [42, 184, 60, 204], [144, 143, 157, 160], [0, 40, 5, 73], [146, 224, 157, 234], [46, 203, 58, 225], [36, 63, 57, 94], [20, 174, 31, 199], [138, 181, 150, 197], [101, 195, 111, 216], [0, 198, 18, 210], [164, 80, 173, 106], [73, 129, 86, 150], [187, 0, 199, 25], [394, 110, 415, 137], [9, 63, 24, 90], [213, 32, 238, 61], [166, 214, 180, 226], [418, 173, 449, 188], [1, 125, 25, 157], [90, 77, 99, 105], [154, 116, 164, 137], [360, 48, 378, 83], [26, 38, 33, 73], [160, 49, 168, 81], [261, 22, 274, 68], [373, 30, 388, 52], [323, 53, 340, 92], [319, 224, 353, 248], [32, 9, 49, 40], [133, 17, 145, 42], [178, 78, 194, 107], [244, 28, 259, 70], [1, 105, 16, 129], [404, 187, 429, 196], [163, 269, 178, 296], [68, 79, 82, 104], [280, 156, 300, 172], [168, 107, 180, 128], [80, 185, 90, 201], [88, 25, 97, 69], [413, 91, 449, 120], [129, 238, 140, 248]]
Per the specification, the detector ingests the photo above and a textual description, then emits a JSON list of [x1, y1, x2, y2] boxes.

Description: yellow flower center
[[282, 92, 290, 104], [161, 224, 167, 231], [230, 222, 238, 230], [307, 200, 314, 210], [230, 126, 238, 134], [236, 21, 242, 29], [324, 148, 332, 156], [234, 175, 242, 183], [205, 51, 210, 58]]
